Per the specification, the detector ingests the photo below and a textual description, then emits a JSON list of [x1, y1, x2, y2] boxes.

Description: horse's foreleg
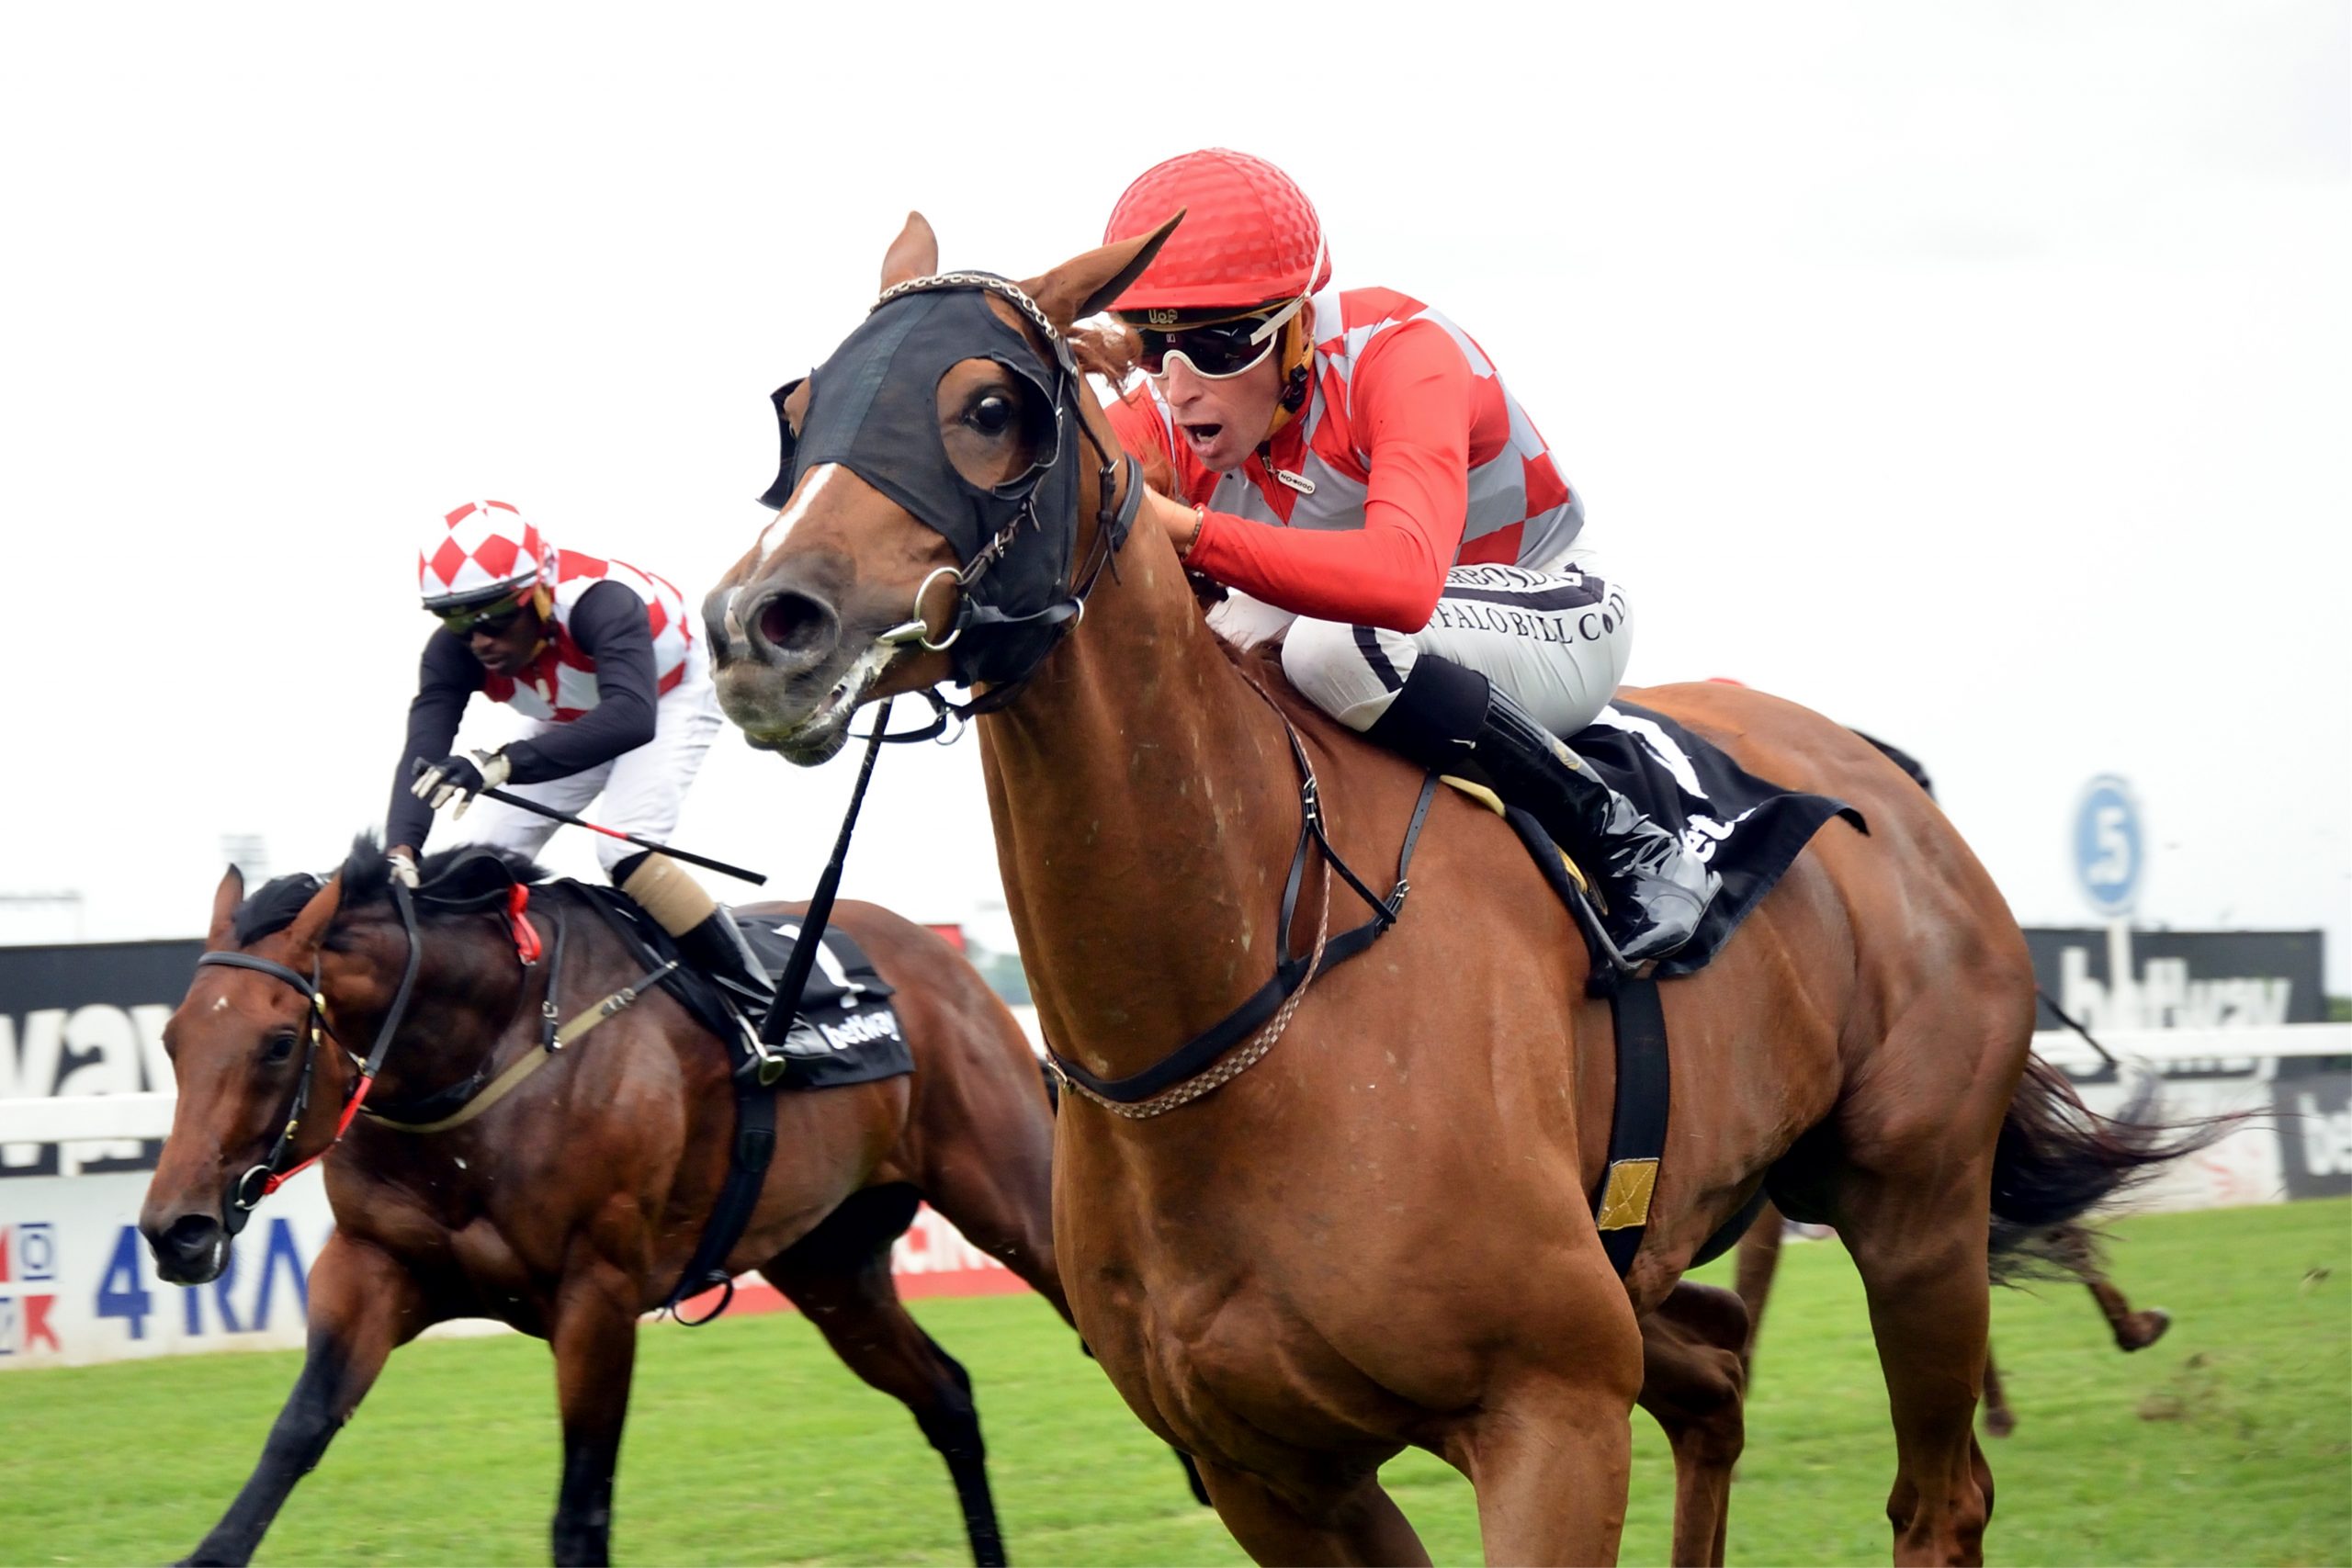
[[1189, 1458, 1431, 1567], [181, 1235, 426, 1566], [765, 1249, 1006, 1567], [549, 1265, 639, 1568], [1638, 1281, 1750, 1567], [1451, 1362, 1641, 1567]]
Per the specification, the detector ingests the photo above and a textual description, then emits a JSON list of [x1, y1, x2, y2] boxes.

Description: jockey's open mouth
[[1181, 422, 1222, 452]]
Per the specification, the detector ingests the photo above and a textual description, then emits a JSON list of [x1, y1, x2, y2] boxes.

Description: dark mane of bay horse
[[227, 840, 549, 948]]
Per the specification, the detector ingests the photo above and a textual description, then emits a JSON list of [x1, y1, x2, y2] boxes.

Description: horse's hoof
[[1984, 1406, 2018, 1438], [2119, 1308, 2172, 1350]]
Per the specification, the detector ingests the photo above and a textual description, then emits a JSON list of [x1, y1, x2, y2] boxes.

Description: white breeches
[[1281, 558, 1634, 738], [453, 649, 725, 873]]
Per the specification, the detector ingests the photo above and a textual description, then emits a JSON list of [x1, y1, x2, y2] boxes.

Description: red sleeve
[[1185, 318, 1472, 633]]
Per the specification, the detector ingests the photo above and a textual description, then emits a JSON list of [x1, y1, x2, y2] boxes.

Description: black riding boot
[[673, 907, 779, 1041], [1363, 657, 1718, 966]]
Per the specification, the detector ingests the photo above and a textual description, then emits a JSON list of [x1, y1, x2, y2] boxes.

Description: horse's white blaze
[[755, 461, 839, 564]]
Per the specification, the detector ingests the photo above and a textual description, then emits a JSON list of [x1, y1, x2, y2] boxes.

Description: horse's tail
[[1986, 1055, 2230, 1282]]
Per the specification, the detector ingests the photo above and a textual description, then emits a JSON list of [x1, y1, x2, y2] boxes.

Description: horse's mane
[[227, 836, 550, 946], [230, 873, 333, 946], [1069, 315, 1142, 384]]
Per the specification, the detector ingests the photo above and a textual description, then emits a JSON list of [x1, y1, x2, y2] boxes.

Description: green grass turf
[[2, 1201, 2344, 1566]]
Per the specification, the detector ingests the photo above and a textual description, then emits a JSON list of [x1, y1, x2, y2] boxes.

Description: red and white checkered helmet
[[418, 500, 551, 612], [1102, 149, 1332, 314]]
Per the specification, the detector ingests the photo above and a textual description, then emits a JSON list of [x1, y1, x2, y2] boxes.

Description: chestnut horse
[[705, 215, 2188, 1565], [140, 843, 1067, 1567]]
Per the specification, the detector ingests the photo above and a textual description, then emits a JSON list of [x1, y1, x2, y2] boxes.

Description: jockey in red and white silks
[[391, 500, 714, 874], [1105, 278, 1630, 741], [1101, 149, 1713, 965], [390, 500, 774, 1035]]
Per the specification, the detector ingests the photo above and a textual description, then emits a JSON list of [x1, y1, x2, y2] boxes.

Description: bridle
[[195, 880, 424, 1234], [876, 272, 1141, 723], [767, 270, 1144, 730]]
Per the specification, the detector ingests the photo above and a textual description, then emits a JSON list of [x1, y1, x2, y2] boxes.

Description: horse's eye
[[966, 393, 1015, 437], [263, 1032, 300, 1065]]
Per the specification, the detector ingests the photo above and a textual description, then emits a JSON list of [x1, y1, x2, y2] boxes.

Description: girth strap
[[1594, 976, 1671, 1278]]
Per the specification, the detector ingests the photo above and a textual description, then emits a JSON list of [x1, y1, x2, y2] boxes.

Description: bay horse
[[140, 842, 1069, 1567], [704, 214, 2191, 1565], [1736, 1201, 2172, 1437]]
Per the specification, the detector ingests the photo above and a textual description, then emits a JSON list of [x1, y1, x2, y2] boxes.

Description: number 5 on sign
[[2072, 775, 2144, 918]]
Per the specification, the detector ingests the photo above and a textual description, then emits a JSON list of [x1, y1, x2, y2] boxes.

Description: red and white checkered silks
[[419, 500, 549, 608], [481, 549, 695, 723], [1128, 285, 1584, 570]]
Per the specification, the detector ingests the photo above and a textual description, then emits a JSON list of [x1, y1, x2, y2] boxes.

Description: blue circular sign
[[2072, 774, 2143, 917]]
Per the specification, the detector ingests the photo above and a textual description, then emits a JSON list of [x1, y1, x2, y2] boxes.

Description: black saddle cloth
[[1561, 700, 1866, 977], [575, 886, 913, 1090]]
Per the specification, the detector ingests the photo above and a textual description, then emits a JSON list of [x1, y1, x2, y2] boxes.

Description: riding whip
[[407, 762, 768, 886]]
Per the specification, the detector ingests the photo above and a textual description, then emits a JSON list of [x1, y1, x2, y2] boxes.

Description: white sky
[[3, 3, 2346, 987]]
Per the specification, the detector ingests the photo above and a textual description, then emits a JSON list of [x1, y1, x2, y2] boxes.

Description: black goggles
[[433, 599, 528, 637], [1131, 309, 1291, 379]]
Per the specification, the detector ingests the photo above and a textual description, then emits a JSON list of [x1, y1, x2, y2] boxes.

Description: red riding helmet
[[1102, 149, 1333, 315]]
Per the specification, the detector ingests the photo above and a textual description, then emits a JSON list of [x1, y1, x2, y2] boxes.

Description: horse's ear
[[1022, 210, 1184, 331], [284, 874, 345, 957], [881, 211, 939, 292], [208, 865, 245, 948]]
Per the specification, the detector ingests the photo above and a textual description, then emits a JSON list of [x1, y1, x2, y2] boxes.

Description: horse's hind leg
[[1638, 1280, 1749, 1567], [1979, 1346, 2015, 1438], [908, 1100, 1069, 1321], [765, 1248, 1006, 1568], [2086, 1269, 2171, 1349], [1732, 1200, 1784, 1379], [1834, 1165, 1998, 1565], [1189, 1458, 1431, 1567], [180, 1235, 426, 1567]]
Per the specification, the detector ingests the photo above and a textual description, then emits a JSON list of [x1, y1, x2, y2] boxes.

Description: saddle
[[1523, 701, 1865, 986], [574, 886, 913, 1091]]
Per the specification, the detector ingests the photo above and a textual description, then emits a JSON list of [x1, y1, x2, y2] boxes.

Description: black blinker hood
[[757, 280, 1089, 687]]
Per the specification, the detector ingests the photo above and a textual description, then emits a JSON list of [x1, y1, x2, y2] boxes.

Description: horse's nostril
[[163, 1213, 220, 1254], [755, 590, 838, 658]]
